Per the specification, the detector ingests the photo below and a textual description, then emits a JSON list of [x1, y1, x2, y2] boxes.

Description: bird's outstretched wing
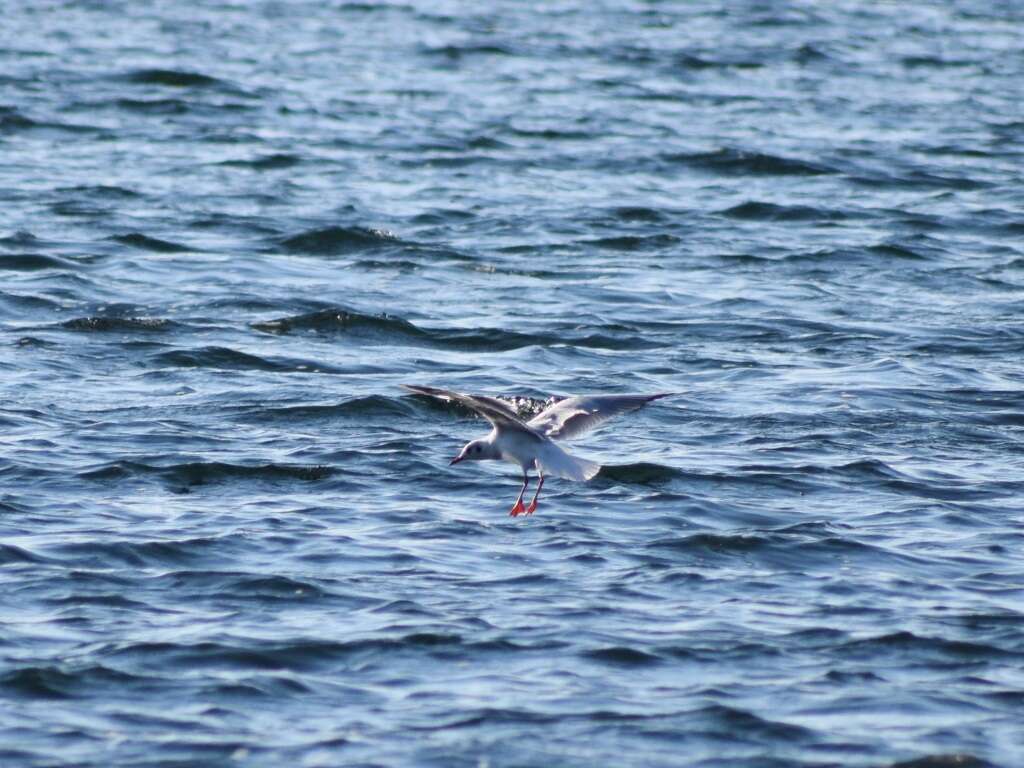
[[402, 385, 541, 439], [528, 393, 670, 441]]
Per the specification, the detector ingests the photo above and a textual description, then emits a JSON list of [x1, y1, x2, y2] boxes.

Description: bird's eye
[[473, 445, 480, 453]]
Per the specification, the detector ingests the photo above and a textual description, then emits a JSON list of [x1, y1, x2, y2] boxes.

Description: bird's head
[[450, 439, 497, 465]]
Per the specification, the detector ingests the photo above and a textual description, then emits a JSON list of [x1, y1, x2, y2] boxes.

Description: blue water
[[2, 2, 1024, 766]]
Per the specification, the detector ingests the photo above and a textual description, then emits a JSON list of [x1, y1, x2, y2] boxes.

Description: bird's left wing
[[528, 393, 670, 441], [402, 385, 541, 439]]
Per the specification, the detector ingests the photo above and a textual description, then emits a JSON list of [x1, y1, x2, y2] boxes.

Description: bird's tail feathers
[[538, 444, 601, 482]]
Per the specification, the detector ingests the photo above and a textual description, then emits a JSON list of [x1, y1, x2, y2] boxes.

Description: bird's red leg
[[526, 473, 544, 515], [510, 473, 529, 516]]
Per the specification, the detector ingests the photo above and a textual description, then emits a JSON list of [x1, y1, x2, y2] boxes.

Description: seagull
[[402, 385, 670, 516]]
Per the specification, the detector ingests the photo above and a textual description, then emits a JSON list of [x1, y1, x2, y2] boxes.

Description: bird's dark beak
[[449, 455, 463, 465]]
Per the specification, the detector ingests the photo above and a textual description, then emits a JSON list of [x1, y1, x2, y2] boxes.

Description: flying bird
[[402, 385, 670, 516]]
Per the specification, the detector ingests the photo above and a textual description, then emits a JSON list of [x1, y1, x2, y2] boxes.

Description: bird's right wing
[[401, 385, 541, 440], [528, 393, 670, 441]]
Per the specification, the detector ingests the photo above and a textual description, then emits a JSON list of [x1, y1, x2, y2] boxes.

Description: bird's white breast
[[495, 430, 543, 470]]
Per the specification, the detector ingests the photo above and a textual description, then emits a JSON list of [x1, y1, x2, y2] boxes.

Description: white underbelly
[[497, 432, 540, 470]]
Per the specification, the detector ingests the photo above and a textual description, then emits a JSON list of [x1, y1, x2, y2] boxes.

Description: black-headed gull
[[402, 385, 670, 516]]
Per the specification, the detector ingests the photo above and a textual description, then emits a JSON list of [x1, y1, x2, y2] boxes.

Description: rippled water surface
[[3, 2, 1024, 766]]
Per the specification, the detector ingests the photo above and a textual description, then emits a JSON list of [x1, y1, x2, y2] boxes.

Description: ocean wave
[[606, 206, 669, 223], [117, 68, 229, 89], [52, 535, 239, 567], [150, 346, 353, 374], [102, 633, 539, 673], [673, 53, 765, 70], [218, 153, 302, 170], [847, 164, 990, 191], [0, 106, 99, 135], [109, 233, 190, 252], [582, 646, 664, 667], [113, 97, 191, 114], [719, 201, 849, 222], [60, 316, 177, 332], [645, 527, 918, 574], [0, 543, 46, 565], [79, 460, 334, 489], [251, 307, 665, 351], [648, 532, 778, 555], [251, 308, 423, 337], [152, 571, 327, 601], [1, 664, 137, 701], [420, 43, 515, 60], [839, 631, 1019, 661], [868, 242, 932, 260], [693, 703, 813, 742], [664, 147, 835, 176], [55, 184, 140, 199], [238, 395, 415, 424], [0, 252, 76, 271], [597, 462, 683, 485], [581, 234, 681, 251], [889, 754, 993, 768], [277, 226, 402, 255]]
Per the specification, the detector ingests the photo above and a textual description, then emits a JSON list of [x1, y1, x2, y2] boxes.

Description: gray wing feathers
[[403, 385, 669, 443], [402, 384, 540, 439], [528, 393, 669, 441]]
